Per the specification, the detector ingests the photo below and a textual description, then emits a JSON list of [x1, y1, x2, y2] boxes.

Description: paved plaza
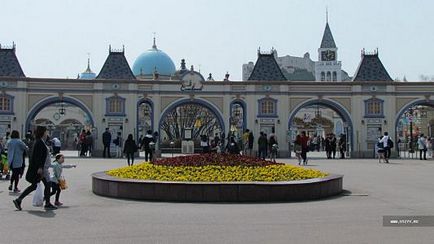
[[1, 155, 434, 244]]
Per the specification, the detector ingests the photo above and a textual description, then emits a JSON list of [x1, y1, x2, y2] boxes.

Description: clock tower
[[315, 17, 342, 82]]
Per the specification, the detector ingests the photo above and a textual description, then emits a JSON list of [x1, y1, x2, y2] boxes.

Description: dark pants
[[50, 182, 61, 202], [385, 147, 391, 159], [259, 148, 267, 160], [420, 149, 427, 160], [18, 178, 52, 205], [340, 149, 345, 159], [10, 167, 21, 189], [80, 144, 87, 156], [301, 148, 308, 163], [103, 145, 111, 158], [126, 152, 135, 165], [145, 149, 153, 162]]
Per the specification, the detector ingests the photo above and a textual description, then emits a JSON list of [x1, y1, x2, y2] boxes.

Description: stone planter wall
[[92, 172, 343, 202]]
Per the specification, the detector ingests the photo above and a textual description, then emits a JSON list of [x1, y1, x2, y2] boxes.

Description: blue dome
[[79, 59, 96, 79], [132, 44, 176, 76], [79, 72, 96, 79]]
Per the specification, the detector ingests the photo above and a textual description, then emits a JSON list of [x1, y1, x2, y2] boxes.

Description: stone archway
[[25, 96, 95, 132], [158, 98, 225, 149], [288, 98, 354, 153]]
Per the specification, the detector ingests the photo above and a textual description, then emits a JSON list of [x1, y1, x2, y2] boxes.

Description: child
[[270, 143, 279, 163], [50, 154, 76, 206]]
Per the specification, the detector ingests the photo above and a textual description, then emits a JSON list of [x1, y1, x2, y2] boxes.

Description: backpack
[[387, 138, 394, 148]]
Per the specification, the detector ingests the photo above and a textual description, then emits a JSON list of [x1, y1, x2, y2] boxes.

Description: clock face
[[321, 50, 336, 61]]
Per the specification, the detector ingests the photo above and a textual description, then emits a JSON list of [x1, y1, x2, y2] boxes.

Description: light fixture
[[125, 118, 129, 123], [277, 119, 280, 124], [361, 120, 365, 125], [59, 102, 66, 116], [384, 120, 387, 125], [102, 118, 106, 123]]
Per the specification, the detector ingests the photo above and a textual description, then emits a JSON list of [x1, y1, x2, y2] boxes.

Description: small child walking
[[270, 143, 279, 163], [50, 154, 76, 206]]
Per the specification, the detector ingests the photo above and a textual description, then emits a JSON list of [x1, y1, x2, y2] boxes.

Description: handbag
[[32, 182, 44, 207], [59, 177, 68, 190]]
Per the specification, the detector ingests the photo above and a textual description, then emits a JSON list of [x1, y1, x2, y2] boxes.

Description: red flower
[[152, 153, 282, 167]]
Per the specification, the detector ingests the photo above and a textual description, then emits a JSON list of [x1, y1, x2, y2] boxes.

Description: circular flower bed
[[107, 153, 328, 182]]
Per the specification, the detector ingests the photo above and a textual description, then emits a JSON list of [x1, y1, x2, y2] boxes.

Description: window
[[0, 95, 13, 114], [326, 72, 331, 81], [332, 71, 337, 81], [365, 98, 384, 117], [258, 98, 277, 117], [321, 72, 325, 81], [106, 96, 125, 115]]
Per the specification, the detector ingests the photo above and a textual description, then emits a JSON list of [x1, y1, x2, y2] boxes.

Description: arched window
[[326, 72, 331, 81], [364, 98, 384, 117], [105, 96, 125, 116], [0, 94, 14, 114], [321, 72, 325, 81], [332, 71, 337, 81], [258, 98, 277, 117]]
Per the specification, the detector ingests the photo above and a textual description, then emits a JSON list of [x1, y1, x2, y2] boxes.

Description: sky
[[1, 0, 433, 81]]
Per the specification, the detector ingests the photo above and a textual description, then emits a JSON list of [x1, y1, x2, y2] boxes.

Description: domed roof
[[79, 58, 96, 79], [132, 38, 176, 77]]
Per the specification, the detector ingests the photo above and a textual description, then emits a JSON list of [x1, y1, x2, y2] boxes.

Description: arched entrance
[[288, 99, 354, 158], [137, 98, 154, 139], [25, 96, 95, 150], [395, 99, 434, 157], [158, 99, 225, 151]]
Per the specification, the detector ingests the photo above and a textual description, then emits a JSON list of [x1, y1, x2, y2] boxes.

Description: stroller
[[0, 152, 10, 180]]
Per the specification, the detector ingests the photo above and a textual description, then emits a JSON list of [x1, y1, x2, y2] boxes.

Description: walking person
[[141, 130, 154, 162], [248, 131, 254, 156], [330, 134, 337, 159], [293, 135, 302, 165], [300, 131, 309, 165], [13, 126, 57, 211], [338, 134, 347, 159], [7, 130, 28, 193], [79, 130, 87, 157], [268, 134, 277, 160], [379, 132, 390, 162], [242, 129, 250, 155], [417, 134, 427, 160], [102, 128, 111, 158], [115, 132, 123, 158], [257, 132, 268, 160], [123, 134, 138, 166], [50, 154, 76, 206], [86, 131, 93, 157], [324, 134, 332, 159]]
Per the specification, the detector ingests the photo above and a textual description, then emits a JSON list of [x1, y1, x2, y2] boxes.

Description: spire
[[326, 7, 328, 23], [85, 53, 92, 73], [152, 32, 157, 49], [320, 22, 336, 48]]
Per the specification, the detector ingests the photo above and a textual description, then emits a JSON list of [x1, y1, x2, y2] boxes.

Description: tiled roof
[[97, 48, 135, 80], [353, 51, 393, 82], [248, 52, 286, 81], [0, 45, 25, 77], [320, 23, 337, 48]]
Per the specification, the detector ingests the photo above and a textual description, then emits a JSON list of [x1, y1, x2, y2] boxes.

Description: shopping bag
[[32, 182, 44, 207], [59, 177, 68, 190]]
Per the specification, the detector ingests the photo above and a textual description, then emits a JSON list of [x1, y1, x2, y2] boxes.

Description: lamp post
[[408, 108, 414, 153], [170, 141, 174, 158]]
